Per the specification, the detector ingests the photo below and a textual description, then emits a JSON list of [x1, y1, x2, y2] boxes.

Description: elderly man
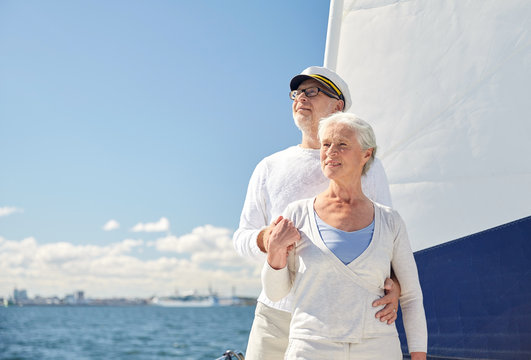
[[233, 66, 399, 360]]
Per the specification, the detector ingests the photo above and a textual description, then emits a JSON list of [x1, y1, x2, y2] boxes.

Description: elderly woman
[[262, 113, 427, 359]]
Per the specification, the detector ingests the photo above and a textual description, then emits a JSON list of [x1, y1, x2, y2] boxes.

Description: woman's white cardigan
[[262, 198, 428, 353]]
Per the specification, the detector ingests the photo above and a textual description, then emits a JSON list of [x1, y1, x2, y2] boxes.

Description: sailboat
[[324, 0, 531, 358]]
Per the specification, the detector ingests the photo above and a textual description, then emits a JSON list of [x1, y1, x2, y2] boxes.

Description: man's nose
[[295, 91, 309, 102]]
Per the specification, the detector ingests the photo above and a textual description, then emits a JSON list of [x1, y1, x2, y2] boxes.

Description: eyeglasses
[[289, 86, 340, 101]]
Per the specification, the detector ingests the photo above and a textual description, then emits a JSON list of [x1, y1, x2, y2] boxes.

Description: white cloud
[[0, 227, 261, 299], [102, 219, 120, 231], [150, 225, 259, 270], [131, 217, 170, 232], [152, 225, 233, 253], [0, 206, 23, 217], [191, 250, 249, 268]]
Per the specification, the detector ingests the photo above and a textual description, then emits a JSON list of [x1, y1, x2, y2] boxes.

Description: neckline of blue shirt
[[314, 209, 375, 233]]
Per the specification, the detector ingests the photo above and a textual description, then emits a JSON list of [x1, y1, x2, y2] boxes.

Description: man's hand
[[257, 216, 283, 253], [372, 277, 401, 324]]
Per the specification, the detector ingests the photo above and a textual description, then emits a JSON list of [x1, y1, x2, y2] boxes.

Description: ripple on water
[[1, 306, 255, 359]]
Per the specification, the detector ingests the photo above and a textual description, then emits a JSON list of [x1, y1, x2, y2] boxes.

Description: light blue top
[[314, 210, 374, 265]]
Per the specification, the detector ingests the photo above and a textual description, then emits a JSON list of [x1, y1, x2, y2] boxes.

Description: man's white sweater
[[233, 145, 392, 311], [262, 198, 427, 353]]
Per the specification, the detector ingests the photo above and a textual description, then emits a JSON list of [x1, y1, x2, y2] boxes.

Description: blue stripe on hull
[[396, 215, 531, 359]]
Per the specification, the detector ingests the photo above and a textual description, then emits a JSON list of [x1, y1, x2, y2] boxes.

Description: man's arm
[[232, 161, 270, 261], [372, 272, 401, 324]]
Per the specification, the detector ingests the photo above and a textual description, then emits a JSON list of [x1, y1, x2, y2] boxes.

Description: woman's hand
[[267, 218, 300, 270], [410, 352, 427, 360], [257, 216, 283, 253]]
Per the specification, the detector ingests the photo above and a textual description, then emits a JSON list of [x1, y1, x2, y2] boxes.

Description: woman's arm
[[261, 218, 300, 301], [261, 260, 291, 302], [391, 213, 428, 355], [364, 159, 401, 324]]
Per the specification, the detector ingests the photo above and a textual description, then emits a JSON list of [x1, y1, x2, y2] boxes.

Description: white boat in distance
[[151, 294, 219, 307]]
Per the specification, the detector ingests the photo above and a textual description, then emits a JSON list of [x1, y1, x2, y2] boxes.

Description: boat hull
[[396, 216, 531, 359]]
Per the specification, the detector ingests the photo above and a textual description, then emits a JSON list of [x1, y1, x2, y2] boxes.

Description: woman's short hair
[[318, 112, 377, 175]]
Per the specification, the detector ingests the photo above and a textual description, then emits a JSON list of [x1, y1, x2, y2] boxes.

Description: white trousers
[[285, 336, 402, 360], [245, 302, 403, 360], [245, 302, 291, 360]]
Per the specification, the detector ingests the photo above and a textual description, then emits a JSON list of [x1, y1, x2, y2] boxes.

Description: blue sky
[[0, 0, 330, 298]]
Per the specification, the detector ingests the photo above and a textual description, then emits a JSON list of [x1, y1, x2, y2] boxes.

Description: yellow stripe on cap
[[309, 74, 342, 96]]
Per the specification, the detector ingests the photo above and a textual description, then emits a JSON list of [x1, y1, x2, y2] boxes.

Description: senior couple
[[233, 66, 427, 359]]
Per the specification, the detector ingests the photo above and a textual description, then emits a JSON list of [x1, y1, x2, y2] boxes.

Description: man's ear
[[335, 99, 345, 112]]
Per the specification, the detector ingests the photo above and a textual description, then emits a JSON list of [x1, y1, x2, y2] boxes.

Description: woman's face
[[320, 122, 372, 182]]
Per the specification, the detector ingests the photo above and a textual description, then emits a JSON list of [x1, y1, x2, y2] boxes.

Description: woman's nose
[[327, 145, 338, 156]]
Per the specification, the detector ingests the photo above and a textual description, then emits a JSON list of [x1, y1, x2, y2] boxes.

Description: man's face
[[291, 78, 344, 135]]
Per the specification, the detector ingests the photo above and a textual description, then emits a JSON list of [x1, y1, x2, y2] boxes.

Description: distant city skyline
[[2, 286, 256, 308], [0, 1, 331, 298]]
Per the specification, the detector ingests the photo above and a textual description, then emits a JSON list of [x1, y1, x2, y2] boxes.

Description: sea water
[[0, 305, 255, 360]]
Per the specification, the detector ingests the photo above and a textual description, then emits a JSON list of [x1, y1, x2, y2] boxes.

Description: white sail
[[325, 0, 531, 251]]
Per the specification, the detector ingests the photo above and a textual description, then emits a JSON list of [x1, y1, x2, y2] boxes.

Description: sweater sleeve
[[391, 213, 428, 353], [261, 261, 292, 302], [363, 158, 393, 207], [232, 160, 269, 262], [260, 202, 299, 302]]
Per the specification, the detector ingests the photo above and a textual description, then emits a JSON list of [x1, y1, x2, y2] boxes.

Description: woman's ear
[[363, 148, 373, 160]]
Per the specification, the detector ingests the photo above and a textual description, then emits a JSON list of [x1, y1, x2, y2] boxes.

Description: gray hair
[[318, 112, 377, 175]]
